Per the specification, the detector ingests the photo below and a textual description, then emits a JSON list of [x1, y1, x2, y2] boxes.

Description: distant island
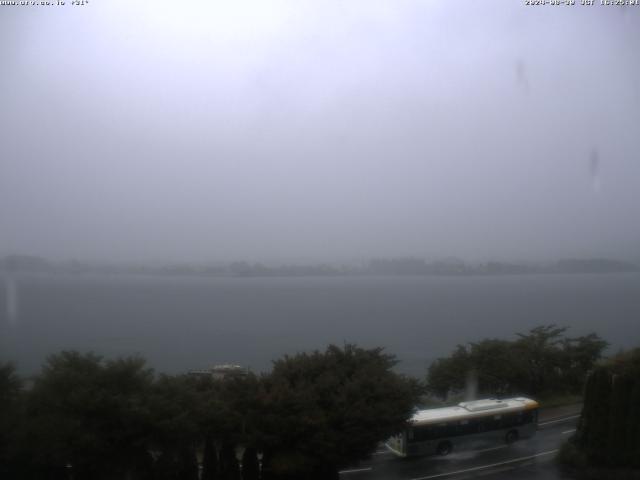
[[1, 254, 638, 278]]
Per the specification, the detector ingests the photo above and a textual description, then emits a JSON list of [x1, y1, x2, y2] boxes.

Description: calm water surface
[[1, 273, 639, 377]]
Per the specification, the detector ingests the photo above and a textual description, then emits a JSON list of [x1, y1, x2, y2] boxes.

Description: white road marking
[[410, 449, 559, 480], [562, 429, 577, 435], [477, 466, 514, 476], [538, 414, 581, 426], [339, 467, 373, 475], [372, 451, 391, 456]]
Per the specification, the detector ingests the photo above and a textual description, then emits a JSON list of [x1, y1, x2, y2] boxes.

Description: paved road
[[340, 413, 580, 480]]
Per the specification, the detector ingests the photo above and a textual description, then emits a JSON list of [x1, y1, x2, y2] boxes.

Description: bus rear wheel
[[505, 430, 519, 444], [436, 441, 452, 456]]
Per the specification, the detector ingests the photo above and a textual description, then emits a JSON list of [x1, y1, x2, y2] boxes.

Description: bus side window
[[501, 412, 521, 428], [425, 426, 435, 440], [500, 413, 511, 428], [487, 415, 501, 431], [459, 419, 473, 435], [468, 418, 481, 434], [433, 423, 450, 438], [479, 415, 501, 432], [410, 425, 433, 442]]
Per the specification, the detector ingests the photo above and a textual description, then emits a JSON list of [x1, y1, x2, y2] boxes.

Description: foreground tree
[[201, 435, 219, 480], [427, 325, 607, 399], [4, 344, 421, 479], [514, 325, 572, 394], [572, 348, 640, 469], [147, 374, 202, 480], [259, 344, 421, 479], [0, 362, 24, 479], [241, 447, 260, 480], [426, 345, 471, 399], [559, 333, 609, 392], [24, 352, 155, 480], [191, 371, 262, 480]]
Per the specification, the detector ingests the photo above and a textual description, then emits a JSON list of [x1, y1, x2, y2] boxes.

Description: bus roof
[[411, 397, 539, 426]]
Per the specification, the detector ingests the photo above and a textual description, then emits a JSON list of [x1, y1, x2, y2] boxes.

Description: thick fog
[[1, 1, 639, 263]]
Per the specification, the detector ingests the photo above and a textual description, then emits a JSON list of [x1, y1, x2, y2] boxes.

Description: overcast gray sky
[[1, 1, 639, 263]]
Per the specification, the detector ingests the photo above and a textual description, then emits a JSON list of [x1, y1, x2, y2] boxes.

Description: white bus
[[386, 397, 539, 457]]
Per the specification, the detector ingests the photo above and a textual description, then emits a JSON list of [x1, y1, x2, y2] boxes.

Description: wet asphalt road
[[339, 414, 580, 480]]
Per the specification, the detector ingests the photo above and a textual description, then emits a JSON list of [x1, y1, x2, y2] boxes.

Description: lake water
[[1, 272, 639, 377]]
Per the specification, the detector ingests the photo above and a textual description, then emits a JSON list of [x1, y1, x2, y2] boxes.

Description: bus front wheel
[[505, 430, 519, 444], [436, 441, 452, 456]]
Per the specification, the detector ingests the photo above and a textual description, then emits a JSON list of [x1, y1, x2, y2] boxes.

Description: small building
[[188, 363, 249, 380]]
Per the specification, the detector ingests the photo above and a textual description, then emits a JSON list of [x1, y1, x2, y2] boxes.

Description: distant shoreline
[[1, 255, 638, 278]]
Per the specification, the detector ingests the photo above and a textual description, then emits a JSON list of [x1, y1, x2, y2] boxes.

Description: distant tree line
[[1, 254, 638, 277], [368, 258, 639, 276], [0, 345, 420, 480], [426, 325, 608, 399]]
